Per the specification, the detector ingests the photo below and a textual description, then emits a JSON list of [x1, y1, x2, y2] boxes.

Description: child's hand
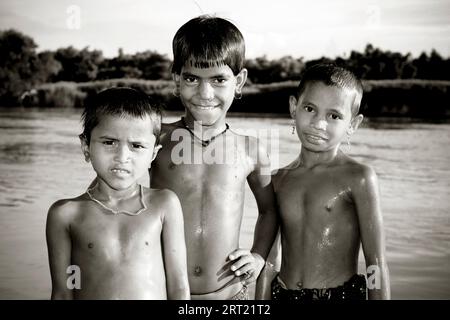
[[228, 249, 265, 285]]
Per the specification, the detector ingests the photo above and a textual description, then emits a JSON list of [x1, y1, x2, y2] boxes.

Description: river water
[[0, 108, 448, 299]]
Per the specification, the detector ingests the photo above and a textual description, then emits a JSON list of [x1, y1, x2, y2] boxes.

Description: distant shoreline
[[11, 78, 450, 119]]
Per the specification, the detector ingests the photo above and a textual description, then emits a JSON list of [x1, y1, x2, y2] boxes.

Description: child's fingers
[[242, 273, 257, 286], [230, 254, 253, 273], [228, 248, 250, 261], [235, 264, 253, 277]]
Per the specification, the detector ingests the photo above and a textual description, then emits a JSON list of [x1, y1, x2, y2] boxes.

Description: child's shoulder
[[228, 128, 270, 165], [143, 186, 179, 202], [271, 160, 299, 189], [142, 187, 181, 211], [142, 186, 182, 222], [47, 194, 88, 223], [272, 158, 300, 178], [228, 127, 258, 142], [339, 154, 378, 184]]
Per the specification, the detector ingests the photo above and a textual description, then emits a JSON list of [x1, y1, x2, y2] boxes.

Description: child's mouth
[[193, 104, 217, 110], [304, 133, 328, 144], [111, 168, 131, 174]]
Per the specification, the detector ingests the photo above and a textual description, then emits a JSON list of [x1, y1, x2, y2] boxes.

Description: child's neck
[[182, 114, 228, 141], [93, 179, 140, 202], [298, 146, 341, 169]]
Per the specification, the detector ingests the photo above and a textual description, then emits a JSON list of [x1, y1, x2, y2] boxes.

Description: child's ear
[[172, 73, 181, 86], [150, 144, 162, 163], [235, 68, 248, 92], [172, 73, 181, 96], [79, 134, 90, 163], [349, 114, 364, 134], [289, 96, 298, 119]]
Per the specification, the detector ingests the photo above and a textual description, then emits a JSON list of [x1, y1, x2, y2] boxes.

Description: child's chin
[[192, 114, 221, 126], [107, 181, 135, 191]]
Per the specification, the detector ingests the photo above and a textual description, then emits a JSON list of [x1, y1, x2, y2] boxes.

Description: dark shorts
[[271, 274, 367, 301]]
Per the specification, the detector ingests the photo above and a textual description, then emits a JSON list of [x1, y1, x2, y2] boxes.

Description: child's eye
[[213, 78, 227, 84], [102, 140, 116, 146], [329, 114, 342, 120], [132, 143, 145, 149], [304, 106, 314, 112], [184, 76, 198, 83]]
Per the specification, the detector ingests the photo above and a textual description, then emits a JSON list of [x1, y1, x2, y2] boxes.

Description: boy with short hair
[[46, 87, 190, 299], [260, 64, 390, 300], [151, 15, 278, 299]]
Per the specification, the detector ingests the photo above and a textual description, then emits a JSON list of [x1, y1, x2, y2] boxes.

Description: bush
[[35, 82, 86, 108], [25, 79, 450, 119]]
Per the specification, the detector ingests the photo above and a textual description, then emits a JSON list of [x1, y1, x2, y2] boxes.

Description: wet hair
[[80, 87, 162, 145], [296, 63, 363, 116], [171, 15, 245, 75]]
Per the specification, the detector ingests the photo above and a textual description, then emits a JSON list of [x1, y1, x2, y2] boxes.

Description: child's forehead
[[95, 114, 154, 134], [301, 82, 355, 111], [181, 59, 233, 75]]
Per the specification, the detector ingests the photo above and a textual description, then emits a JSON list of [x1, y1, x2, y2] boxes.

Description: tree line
[[1, 28, 449, 106]]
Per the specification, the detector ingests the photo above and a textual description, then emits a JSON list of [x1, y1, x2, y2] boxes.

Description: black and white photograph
[[0, 0, 449, 304]]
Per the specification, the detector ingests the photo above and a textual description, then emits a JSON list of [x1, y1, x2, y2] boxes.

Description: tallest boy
[[151, 15, 278, 299]]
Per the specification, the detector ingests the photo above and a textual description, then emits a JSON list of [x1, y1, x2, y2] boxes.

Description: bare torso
[[68, 189, 167, 299], [274, 155, 363, 289], [151, 122, 254, 295]]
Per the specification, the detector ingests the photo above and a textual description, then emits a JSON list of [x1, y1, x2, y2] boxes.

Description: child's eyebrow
[[129, 139, 150, 145], [181, 72, 231, 79], [211, 73, 231, 78], [99, 135, 118, 140], [181, 72, 198, 77], [99, 136, 150, 145], [302, 101, 317, 107], [328, 108, 345, 116]]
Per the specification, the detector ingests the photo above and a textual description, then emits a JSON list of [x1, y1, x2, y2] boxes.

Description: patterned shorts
[[230, 284, 249, 300]]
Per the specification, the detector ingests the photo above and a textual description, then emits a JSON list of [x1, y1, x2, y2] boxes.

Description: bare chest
[[276, 170, 355, 225], [70, 208, 162, 259], [153, 137, 252, 191]]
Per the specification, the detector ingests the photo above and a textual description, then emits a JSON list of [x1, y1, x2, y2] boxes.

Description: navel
[[194, 226, 203, 236], [145, 241, 149, 246], [194, 266, 202, 276], [88, 242, 94, 249]]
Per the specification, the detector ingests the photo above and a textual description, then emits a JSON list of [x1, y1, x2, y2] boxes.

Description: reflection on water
[[0, 108, 449, 299]]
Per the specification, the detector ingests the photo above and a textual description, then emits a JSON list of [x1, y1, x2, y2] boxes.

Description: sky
[[1, 0, 449, 60]]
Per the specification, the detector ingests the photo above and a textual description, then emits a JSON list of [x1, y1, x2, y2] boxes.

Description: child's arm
[[46, 200, 74, 300], [353, 165, 391, 300], [161, 190, 190, 300], [229, 140, 279, 284], [255, 231, 281, 299]]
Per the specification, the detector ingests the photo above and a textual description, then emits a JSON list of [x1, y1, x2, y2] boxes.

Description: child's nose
[[311, 117, 327, 131], [114, 144, 131, 163], [198, 81, 214, 101]]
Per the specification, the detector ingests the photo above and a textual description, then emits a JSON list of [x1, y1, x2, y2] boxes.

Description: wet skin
[[46, 115, 189, 299], [266, 82, 389, 299], [151, 64, 277, 297]]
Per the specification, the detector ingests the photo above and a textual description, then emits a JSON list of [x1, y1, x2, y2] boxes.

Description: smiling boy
[[150, 16, 278, 299]]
